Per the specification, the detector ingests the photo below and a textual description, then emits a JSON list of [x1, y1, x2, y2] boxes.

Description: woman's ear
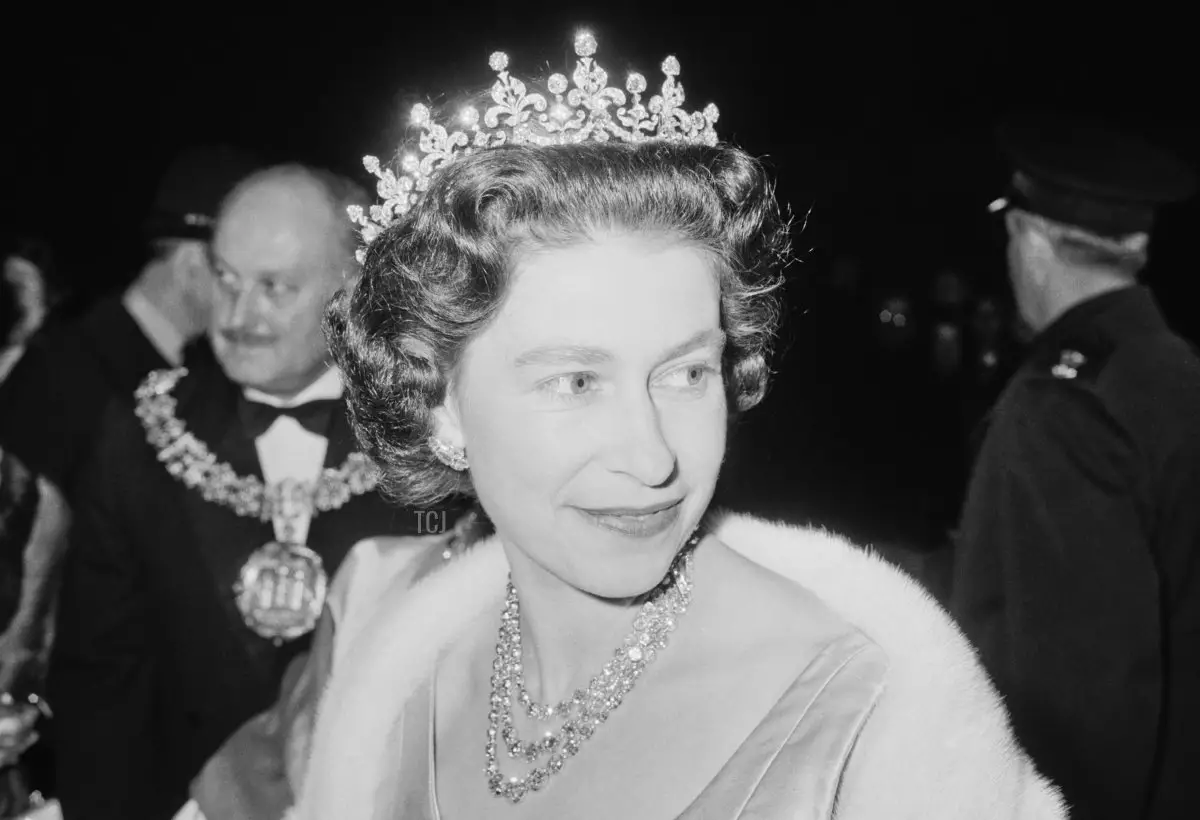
[[430, 383, 465, 449]]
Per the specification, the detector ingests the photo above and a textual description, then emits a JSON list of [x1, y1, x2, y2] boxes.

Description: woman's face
[[437, 232, 727, 598]]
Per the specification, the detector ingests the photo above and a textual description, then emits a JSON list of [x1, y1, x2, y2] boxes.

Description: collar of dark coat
[[80, 296, 172, 382], [1028, 285, 1169, 380]]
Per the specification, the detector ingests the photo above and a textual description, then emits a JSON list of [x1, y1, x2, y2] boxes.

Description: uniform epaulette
[[1040, 340, 1112, 386]]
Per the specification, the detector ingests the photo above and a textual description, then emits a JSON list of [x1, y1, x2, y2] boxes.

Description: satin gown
[[393, 629, 888, 819]]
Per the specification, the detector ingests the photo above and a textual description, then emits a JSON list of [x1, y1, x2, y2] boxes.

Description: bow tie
[[237, 396, 342, 440]]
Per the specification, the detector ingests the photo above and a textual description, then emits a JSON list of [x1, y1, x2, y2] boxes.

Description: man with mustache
[[48, 165, 454, 820]]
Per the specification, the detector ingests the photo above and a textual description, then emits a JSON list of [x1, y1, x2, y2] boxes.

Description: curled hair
[[326, 141, 792, 506]]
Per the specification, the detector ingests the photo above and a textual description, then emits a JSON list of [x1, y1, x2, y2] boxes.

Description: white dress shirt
[[243, 367, 344, 546], [172, 369, 345, 820]]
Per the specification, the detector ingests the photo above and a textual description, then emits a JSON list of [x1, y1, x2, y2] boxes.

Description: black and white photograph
[[1, 4, 1197, 819]]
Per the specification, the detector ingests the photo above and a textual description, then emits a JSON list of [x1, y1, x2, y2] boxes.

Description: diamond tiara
[[347, 30, 721, 262]]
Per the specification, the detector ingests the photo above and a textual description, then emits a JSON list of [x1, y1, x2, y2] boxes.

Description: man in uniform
[[950, 111, 1200, 819], [48, 164, 463, 820], [0, 146, 260, 695]]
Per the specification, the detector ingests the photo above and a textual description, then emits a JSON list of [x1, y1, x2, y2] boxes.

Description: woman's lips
[[576, 499, 683, 537]]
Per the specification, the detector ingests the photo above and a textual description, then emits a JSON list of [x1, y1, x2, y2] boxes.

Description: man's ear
[[1006, 210, 1057, 269], [323, 243, 362, 301], [1004, 208, 1035, 241], [170, 240, 210, 282]]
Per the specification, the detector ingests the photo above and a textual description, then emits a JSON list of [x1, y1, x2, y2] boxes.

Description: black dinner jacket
[[0, 294, 170, 491], [48, 352, 445, 820]]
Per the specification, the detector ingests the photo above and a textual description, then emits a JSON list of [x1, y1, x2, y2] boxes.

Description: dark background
[[4, 2, 1197, 549]]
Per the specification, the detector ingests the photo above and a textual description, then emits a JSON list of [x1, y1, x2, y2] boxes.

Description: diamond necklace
[[484, 531, 700, 804]]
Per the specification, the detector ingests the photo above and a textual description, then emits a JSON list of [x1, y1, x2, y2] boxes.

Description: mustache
[[217, 328, 276, 346]]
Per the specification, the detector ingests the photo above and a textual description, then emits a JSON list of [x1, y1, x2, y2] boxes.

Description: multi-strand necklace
[[484, 531, 701, 804]]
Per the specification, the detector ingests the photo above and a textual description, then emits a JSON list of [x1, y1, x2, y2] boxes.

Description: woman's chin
[[563, 533, 692, 601], [574, 572, 675, 603]]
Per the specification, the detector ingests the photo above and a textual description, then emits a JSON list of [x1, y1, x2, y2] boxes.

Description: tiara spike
[[349, 31, 721, 262], [574, 31, 599, 57]]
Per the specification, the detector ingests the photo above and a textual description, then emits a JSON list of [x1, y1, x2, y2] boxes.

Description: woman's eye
[[659, 363, 716, 391], [541, 372, 598, 402]]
